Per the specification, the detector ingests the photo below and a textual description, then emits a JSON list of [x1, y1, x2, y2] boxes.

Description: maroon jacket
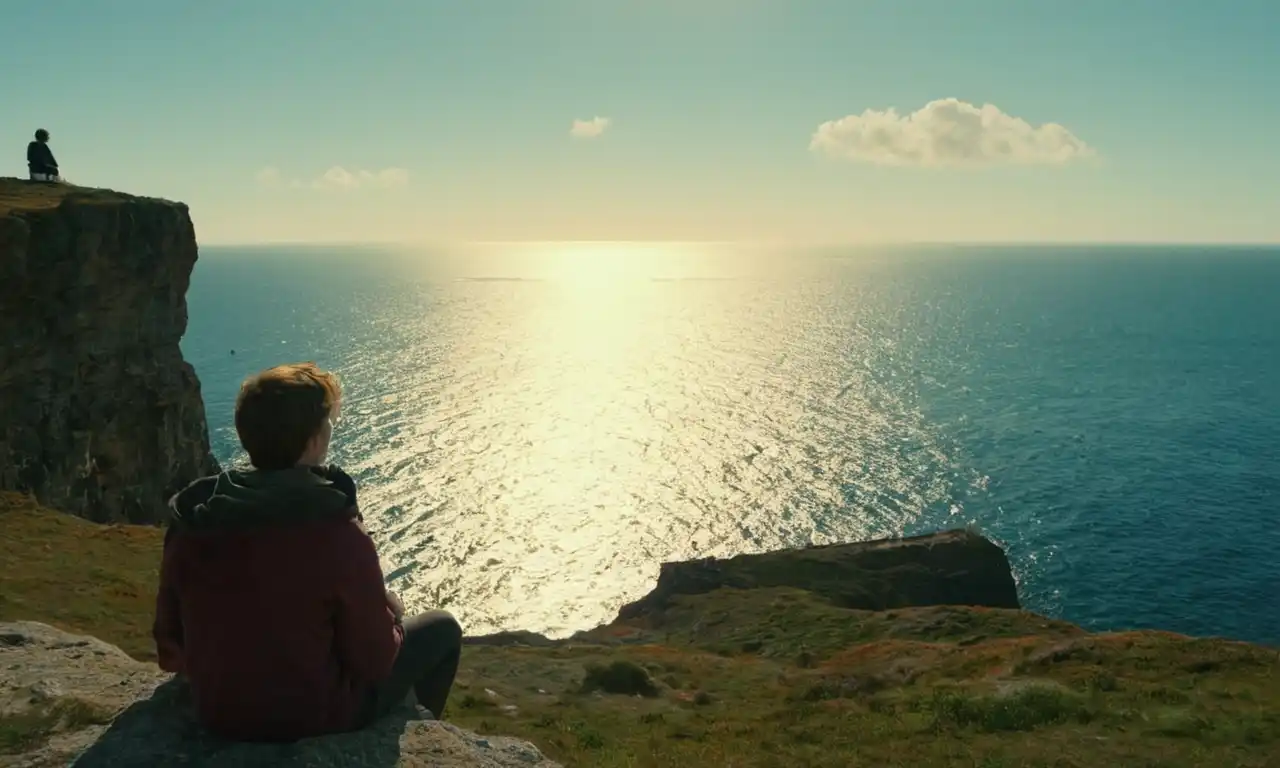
[[153, 466, 403, 742]]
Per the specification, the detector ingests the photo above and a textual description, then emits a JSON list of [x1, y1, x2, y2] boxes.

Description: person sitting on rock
[[152, 362, 462, 742], [27, 129, 60, 182]]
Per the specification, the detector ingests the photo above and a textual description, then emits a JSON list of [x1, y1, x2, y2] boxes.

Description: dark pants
[[360, 610, 462, 723]]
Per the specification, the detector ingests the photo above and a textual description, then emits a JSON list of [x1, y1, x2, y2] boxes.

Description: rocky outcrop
[[617, 529, 1020, 620], [0, 180, 218, 523], [0, 622, 560, 767]]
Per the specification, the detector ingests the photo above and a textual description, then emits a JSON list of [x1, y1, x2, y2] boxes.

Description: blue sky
[[4, 0, 1278, 243]]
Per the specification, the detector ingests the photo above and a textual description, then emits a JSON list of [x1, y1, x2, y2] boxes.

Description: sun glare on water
[[334, 241, 946, 637], [514, 241, 709, 283]]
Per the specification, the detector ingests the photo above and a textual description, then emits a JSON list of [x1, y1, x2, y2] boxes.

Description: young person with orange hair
[[153, 363, 461, 742]]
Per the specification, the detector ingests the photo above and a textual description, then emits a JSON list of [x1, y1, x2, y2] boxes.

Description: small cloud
[[313, 166, 360, 190], [255, 166, 282, 186], [810, 98, 1093, 168], [312, 166, 410, 190], [570, 116, 611, 139], [254, 166, 410, 190]]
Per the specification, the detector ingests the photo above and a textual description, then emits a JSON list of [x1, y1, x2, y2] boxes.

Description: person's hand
[[386, 589, 405, 620], [319, 464, 358, 507]]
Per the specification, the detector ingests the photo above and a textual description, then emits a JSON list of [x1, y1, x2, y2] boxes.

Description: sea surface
[[183, 244, 1280, 645]]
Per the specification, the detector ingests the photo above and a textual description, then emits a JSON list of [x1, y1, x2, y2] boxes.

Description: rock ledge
[[0, 622, 559, 768]]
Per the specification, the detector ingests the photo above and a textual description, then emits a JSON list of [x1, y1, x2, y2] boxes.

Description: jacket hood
[[169, 465, 358, 533]]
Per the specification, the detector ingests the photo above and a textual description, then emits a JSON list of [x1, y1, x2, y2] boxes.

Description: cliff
[[616, 528, 1019, 621], [3, 497, 1278, 767], [0, 179, 218, 523]]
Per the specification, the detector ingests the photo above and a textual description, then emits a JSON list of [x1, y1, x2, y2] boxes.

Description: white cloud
[[312, 166, 410, 190], [570, 116, 611, 139], [810, 98, 1093, 168], [255, 166, 410, 190]]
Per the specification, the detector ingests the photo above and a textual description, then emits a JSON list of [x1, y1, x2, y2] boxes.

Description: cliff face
[[0, 179, 218, 524], [616, 529, 1021, 620]]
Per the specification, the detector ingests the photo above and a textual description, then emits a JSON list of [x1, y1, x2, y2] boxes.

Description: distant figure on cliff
[[27, 129, 60, 182], [152, 362, 462, 742]]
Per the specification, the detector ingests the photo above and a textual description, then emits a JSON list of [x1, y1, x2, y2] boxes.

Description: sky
[[4, 0, 1279, 244]]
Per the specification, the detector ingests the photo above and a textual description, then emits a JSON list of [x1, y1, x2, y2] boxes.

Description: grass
[[0, 177, 165, 217], [2, 493, 1278, 766], [618, 585, 1086, 662], [923, 683, 1094, 732], [0, 698, 115, 755], [0, 493, 163, 661], [445, 625, 1279, 767], [580, 660, 662, 697]]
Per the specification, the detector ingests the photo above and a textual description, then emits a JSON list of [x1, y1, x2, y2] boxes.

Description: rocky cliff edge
[[0, 621, 559, 768], [5, 503, 1277, 767], [0, 179, 218, 523], [613, 527, 1019, 622]]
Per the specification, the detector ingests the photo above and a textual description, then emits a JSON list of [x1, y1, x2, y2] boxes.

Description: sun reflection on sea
[[432, 244, 697, 629], [336, 242, 951, 636]]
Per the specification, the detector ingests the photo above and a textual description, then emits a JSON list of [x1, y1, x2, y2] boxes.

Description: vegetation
[[2, 493, 1277, 766], [0, 177, 154, 217], [0, 697, 115, 755], [450, 610, 1279, 767], [0, 493, 162, 660], [580, 660, 661, 697]]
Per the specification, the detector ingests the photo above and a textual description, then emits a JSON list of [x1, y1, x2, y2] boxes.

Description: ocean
[[182, 244, 1280, 645]]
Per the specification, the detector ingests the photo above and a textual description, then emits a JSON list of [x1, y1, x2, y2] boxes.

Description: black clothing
[[27, 140, 58, 176], [358, 610, 462, 722]]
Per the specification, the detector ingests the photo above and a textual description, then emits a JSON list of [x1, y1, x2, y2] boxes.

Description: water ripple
[[186, 244, 1280, 644]]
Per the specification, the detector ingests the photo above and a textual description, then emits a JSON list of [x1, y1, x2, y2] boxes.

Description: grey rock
[[0, 622, 559, 768]]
